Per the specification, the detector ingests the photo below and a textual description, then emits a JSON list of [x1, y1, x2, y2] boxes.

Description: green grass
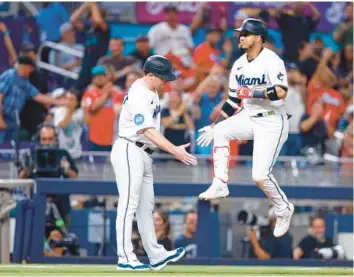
[[0, 265, 352, 276]]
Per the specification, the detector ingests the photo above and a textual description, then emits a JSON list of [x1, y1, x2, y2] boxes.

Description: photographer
[[246, 207, 293, 259], [293, 216, 345, 260], [18, 123, 78, 223]]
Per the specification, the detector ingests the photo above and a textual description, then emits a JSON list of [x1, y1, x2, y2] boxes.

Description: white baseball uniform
[[213, 48, 292, 216], [110, 78, 168, 264]]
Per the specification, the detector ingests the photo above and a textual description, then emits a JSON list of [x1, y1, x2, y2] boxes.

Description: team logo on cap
[[134, 114, 145, 125]]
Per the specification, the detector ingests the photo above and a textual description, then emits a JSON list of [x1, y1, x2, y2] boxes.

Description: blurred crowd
[[0, 2, 352, 165]]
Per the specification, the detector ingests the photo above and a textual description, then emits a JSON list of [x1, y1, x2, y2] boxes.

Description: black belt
[[253, 111, 292, 119], [119, 136, 155, 155], [253, 111, 275, 117], [135, 141, 154, 155]]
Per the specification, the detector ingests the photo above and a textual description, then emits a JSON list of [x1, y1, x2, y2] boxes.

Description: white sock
[[213, 146, 230, 183]]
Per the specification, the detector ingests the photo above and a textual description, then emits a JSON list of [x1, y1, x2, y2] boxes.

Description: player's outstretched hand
[[196, 124, 215, 147], [172, 143, 198, 166]]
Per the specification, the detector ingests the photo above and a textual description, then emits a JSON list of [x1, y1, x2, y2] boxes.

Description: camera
[[34, 145, 61, 175], [313, 245, 345, 260], [49, 232, 80, 256], [237, 210, 269, 227]]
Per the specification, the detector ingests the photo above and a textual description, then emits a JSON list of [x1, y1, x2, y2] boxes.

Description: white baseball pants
[[213, 109, 292, 216], [110, 138, 167, 264]]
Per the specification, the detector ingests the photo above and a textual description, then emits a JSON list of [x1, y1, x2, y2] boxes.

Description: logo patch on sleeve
[[134, 114, 144, 126]]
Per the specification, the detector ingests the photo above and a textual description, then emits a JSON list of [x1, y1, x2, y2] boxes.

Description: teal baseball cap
[[91, 65, 107, 76]]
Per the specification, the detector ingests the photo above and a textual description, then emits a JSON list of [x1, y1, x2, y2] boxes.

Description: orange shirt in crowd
[[81, 85, 121, 146], [307, 80, 346, 128], [193, 42, 221, 81]]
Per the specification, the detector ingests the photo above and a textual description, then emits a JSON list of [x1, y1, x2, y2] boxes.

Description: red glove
[[236, 86, 254, 99]]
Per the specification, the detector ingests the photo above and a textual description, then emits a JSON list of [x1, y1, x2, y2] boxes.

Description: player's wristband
[[253, 86, 280, 101], [3, 30, 10, 37]]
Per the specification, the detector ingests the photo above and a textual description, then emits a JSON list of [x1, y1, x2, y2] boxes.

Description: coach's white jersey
[[229, 48, 288, 115], [118, 79, 161, 148]]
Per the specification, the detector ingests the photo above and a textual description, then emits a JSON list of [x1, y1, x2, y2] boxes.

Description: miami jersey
[[229, 48, 288, 115], [118, 78, 161, 148]]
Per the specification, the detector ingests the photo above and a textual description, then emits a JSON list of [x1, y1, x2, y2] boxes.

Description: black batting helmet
[[143, 55, 176, 81], [235, 18, 268, 41]]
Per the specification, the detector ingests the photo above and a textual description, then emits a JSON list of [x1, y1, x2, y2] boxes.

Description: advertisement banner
[[136, 2, 228, 25], [136, 2, 347, 32], [227, 2, 347, 32]]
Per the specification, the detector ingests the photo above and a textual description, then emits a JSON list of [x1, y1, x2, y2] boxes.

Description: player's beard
[[238, 42, 248, 51]]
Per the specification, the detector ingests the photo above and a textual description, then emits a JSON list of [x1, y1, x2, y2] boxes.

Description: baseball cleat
[[150, 247, 185, 271], [199, 178, 229, 200], [273, 203, 294, 238], [117, 260, 150, 271]]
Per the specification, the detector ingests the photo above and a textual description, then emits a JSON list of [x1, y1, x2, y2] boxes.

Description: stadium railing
[[36, 41, 84, 80]]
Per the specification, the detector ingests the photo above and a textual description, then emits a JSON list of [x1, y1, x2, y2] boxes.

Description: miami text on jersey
[[236, 74, 267, 86]]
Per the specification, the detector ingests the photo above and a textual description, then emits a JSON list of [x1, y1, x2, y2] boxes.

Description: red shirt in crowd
[[81, 85, 122, 146]]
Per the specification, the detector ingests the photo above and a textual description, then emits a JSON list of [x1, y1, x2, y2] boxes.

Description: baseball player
[[110, 55, 197, 271], [197, 19, 294, 238]]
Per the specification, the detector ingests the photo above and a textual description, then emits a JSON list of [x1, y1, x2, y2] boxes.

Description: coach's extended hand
[[196, 124, 215, 147], [172, 143, 197, 166]]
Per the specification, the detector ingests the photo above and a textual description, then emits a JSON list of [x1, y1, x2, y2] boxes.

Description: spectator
[[307, 49, 346, 138], [18, 123, 78, 225], [193, 27, 223, 81], [130, 35, 154, 65], [248, 207, 293, 259], [148, 5, 193, 65], [281, 63, 306, 156], [49, 23, 84, 78], [312, 37, 324, 60], [333, 2, 353, 50], [36, 2, 69, 43], [19, 43, 49, 93], [161, 72, 193, 110], [274, 2, 320, 63], [297, 41, 318, 83], [175, 210, 197, 258], [98, 36, 139, 89], [0, 28, 50, 140], [264, 35, 282, 56], [222, 10, 249, 70], [338, 44, 353, 92], [49, 88, 84, 159], [299, 100, 328, 163], [70, 2, 110, 94], [293, 216, 344, 260], [161, 90, 194, 152], [18, 43, 50, 140], [153, 210, 173, 251], [190, 3, 228, 46], [192, 67, 225, 154], [0, 56, 65, 144], [81, 65, 120, 151], [0, 21, 17, 66]]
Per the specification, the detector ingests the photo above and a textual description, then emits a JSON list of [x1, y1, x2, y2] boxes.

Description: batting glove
[[196, 124, 215, 147], [236, 86, 254, 99]]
